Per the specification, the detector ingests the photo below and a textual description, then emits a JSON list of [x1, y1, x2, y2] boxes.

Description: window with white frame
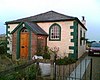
[[49, 23, 61, 41]]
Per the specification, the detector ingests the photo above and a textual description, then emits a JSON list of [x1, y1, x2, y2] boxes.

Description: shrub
[[55, 57, 76, 65], [36, 51, 43, 56], [0, 64, 37, 80], [0, 40, 7, 55], [43, 53, 50, 59], [67, 58, 76, 64], [55, 58, 66, 65], [26, 64, 37, 80], [6, 53, 12, 59], [0, 45, 5, 54]]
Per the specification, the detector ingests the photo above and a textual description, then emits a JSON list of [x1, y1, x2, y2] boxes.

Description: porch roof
[[11, 22, 48, 36]]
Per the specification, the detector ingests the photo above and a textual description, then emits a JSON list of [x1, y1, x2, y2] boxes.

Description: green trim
[[83, 31, 85, 45], [7, 47, 10, 50], [71, 32, 74, 35], [8, 26, 10, 28], [28, 32, 31, 60], [69, 21, 78, 59], [80, 28, 82, 46], [69, 46, 74, 49], [49, 23, 61, 41], [16, 22, 32, 60], [11, 22, 23, 34], [71, 39, 74, 42], [70, 26, 74, 29], [7, 41, 9, 44], [6, 25, 9, 54], [75, 18, 87, 30], [7, 36, 10, 39], [8, 31, 10, 34], [16, 30, 20, 59]]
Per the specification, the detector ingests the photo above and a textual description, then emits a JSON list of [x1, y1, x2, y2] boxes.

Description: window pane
[[50, 24, 60, 40]]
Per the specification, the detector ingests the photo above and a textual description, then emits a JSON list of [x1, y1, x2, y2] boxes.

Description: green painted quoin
[[69, 21, 78, 59]]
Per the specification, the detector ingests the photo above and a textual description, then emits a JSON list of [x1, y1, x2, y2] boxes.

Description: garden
[[0, 39, 77, 80]]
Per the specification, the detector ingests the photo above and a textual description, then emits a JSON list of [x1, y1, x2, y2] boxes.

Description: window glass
[[49, 24, 61, 40], [21, 28, 29, 32], [80, 29, 82, 45]]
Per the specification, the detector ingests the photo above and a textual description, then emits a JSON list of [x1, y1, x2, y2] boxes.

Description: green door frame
[[16, 22, 31, 60]]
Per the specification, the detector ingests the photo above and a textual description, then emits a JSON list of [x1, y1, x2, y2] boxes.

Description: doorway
[[20, 28, 29, 59]]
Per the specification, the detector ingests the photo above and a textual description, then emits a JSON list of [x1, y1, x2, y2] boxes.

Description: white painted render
[[8, 24, 18, 32], [37, 21, 74, 57], [7, 21, 86, 58], [7, 24, 18, 54], [78, 24, 86, 58]]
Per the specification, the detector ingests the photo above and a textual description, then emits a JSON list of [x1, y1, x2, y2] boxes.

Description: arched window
[[49, 23, 61, 41]]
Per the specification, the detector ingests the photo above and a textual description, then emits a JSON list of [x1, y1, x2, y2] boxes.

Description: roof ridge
[[6, 10, 76, 24], [48, 10, 75, 18]]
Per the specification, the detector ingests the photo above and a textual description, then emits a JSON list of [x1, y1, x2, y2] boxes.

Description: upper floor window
[[80, 28, 82, 46], [49, 23, 61, 41], [83, 32, 85, 45]]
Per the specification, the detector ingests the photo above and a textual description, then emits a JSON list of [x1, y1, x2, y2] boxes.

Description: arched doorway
[[20, 27, 29, 59]]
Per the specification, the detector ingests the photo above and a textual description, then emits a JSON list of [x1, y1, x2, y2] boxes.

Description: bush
[[0, 45, 6, 54], [43, 53, 50, 59], [25, 64, 37, 80], [0, 64, 37, 80], [67, 58, 76, 64], [6, 53, 12, 59], [0, 40, 7, 55], [36, 52, 43, 56], [55, 58, 66, 65], [55, 57, 76, 65]]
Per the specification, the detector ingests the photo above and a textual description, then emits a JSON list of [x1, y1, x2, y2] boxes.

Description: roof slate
[[25, 22, 48, 35], [6, 11, 76, 23], [6, 11, 87, 30], [11, 22, 48, 36]]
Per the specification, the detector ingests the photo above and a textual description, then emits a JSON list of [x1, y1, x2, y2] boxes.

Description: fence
[[0, 60, 36, 80], [55, 58, 92, 80], [36, 57, 92, 80], [0, 58, 92, 80]]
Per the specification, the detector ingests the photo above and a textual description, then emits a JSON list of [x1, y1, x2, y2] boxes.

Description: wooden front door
[[20, 28, 29, 59]]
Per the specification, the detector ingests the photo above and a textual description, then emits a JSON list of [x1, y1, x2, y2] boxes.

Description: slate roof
[[25, 22, 48, 35], [11, 22, 48, 36], [6, 11, 87, 30], [6, 11, 76, 23]]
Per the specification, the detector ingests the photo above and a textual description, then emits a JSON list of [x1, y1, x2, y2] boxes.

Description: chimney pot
[[81, 16, 86, 26], [82, 16, 85, 20]]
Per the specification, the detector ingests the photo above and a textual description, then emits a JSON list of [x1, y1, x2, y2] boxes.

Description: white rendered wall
[[37, 21, 74, 57]]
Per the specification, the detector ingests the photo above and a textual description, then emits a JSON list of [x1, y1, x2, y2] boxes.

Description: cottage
[[5, 11, 87, 60]]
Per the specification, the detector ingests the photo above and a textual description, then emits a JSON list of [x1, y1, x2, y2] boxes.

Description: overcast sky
[[0, 0, 100, 41]]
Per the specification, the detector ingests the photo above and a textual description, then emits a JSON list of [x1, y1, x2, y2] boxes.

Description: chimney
[[81, 16, 86, 26]]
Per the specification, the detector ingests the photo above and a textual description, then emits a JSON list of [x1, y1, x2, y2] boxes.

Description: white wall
[[37, 21, 74, 57], [78, 24, 86, 58], [7, 24, 18, 54]]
